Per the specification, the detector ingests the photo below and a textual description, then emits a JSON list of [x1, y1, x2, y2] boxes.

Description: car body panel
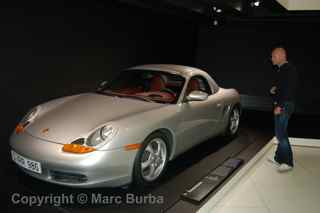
[[9, 64, 240, 187], [10, 132, 137, 188], [26, 93, 165, 144]]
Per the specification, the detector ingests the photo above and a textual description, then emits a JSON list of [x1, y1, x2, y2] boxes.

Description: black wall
[[0, 1, 198, 165], [3, 1, 320, 153], [195, 20, 320, 114], [1, 1, 197, 128]]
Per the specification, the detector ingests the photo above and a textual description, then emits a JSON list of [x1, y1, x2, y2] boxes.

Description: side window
[[186, 76, 212, 95], [198, 76, 212, 95]]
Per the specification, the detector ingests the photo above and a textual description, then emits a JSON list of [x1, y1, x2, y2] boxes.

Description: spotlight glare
[[251, 0, 262, 7]]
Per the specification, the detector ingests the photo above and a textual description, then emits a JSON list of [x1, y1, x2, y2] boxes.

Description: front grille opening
[[50, 170, 87, 183]]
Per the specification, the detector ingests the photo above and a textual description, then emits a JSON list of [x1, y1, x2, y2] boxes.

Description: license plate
[[11, 150, 42, 174]]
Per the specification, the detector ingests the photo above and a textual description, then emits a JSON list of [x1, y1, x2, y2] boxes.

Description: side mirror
[[186, 90, 208, 102], [96, 80, 108, 91]]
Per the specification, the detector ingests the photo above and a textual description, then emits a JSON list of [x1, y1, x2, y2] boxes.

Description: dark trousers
[[274, 102, 295, 167]]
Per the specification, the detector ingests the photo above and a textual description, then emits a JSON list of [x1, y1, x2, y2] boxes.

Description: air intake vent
[[50, 170, 87, 183]]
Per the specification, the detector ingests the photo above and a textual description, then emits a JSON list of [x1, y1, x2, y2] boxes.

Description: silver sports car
[[10, 64, 241, 188]]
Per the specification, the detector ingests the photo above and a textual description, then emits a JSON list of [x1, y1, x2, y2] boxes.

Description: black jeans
[[274, 102, 295, 167]]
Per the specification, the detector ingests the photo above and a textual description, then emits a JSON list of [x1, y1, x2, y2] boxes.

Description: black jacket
[[272, 62, 299, 107]]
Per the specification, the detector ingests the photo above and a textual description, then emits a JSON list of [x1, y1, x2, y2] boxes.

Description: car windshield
[[98, 69, 185, 104]]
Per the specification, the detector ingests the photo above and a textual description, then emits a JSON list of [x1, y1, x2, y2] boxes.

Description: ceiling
[[118, 0, 320, 21], [277, 0, 320, 10]]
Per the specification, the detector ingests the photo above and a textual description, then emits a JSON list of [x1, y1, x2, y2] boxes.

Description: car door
[[176, 76, 223, 154]]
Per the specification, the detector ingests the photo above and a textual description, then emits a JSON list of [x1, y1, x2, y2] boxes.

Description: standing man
[[269, 46, 299, 172]]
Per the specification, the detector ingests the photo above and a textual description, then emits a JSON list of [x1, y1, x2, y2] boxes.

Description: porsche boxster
[[10, 64, 241, 188]]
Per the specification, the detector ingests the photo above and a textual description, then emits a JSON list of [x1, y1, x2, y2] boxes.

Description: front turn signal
[[62, 144, 96, 154], [124, 143, 141, 151], [15, 124, 25, 134]]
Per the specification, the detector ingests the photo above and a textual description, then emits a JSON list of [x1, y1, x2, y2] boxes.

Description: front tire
[[225, 106, 240, 137], [132, 132, 169, 187]]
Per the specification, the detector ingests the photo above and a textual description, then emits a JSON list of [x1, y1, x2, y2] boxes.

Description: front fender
[[99, 105, 180, 155]]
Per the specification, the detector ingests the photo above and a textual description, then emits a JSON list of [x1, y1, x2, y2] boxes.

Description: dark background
[[1, 0, 199, 179], [1, 0, 320, 171], [3, 1, 320, 212], [196, 20, 320, 113], [2, 1, 320, 124], [1, 1, 197, 124]]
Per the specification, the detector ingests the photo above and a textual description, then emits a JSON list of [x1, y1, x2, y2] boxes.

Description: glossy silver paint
[[9, 64, 240, 188]]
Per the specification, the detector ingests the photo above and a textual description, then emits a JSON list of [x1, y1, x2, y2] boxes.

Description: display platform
[[181, 158, 243, 204], [197, 137, 320, 213], [6, 110, 273, 213]]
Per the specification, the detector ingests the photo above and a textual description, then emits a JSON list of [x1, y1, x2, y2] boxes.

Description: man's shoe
[[267, 156, 280, 166], [277, 164, 293, 172]]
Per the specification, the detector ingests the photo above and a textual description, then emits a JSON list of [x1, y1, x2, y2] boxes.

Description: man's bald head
[[271, 47, 288, 66]]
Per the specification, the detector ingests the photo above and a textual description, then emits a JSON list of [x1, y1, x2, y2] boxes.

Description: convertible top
[[127, 64, 209, 78]]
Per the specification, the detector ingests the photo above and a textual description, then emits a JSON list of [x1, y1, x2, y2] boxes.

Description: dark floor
[[4, 109, 319, 213]]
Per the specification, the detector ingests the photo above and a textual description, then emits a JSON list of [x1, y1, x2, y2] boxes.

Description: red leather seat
[[186, 79, 200, 95], [150, 75, 166, 92]]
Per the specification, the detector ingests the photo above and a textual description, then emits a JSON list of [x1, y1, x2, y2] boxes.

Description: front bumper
[[9, 132, 138, 188]]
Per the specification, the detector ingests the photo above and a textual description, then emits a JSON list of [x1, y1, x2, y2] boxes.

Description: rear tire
[[132, 132, 169, 188]]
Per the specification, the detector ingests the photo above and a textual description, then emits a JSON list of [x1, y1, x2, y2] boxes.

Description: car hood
[[26, 93, 164, 144]]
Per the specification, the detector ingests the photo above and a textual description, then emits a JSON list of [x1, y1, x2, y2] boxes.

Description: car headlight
[[86, 125, 117, 147], [15, 106, 41, 134]]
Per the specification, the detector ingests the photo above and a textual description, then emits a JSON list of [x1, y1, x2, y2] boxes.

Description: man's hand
[[270, 86, 277, 95], [274, 106, 282, 115]]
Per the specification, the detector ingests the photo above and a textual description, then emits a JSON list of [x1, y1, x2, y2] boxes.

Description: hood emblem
[[42, 128, 50, 134]]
